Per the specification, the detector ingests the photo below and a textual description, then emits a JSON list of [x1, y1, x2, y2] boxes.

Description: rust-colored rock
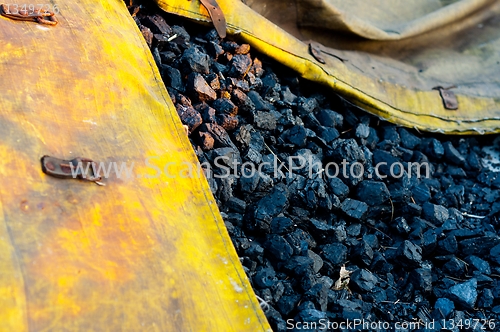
[[187, 73, 217, 102], [176, 104, 203, 133]]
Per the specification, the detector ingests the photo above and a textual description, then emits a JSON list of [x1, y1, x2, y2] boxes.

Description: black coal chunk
[[180, 46, 210, 74], [422, 202, 449, 226], [396, 240, 422, 268], [327, 177, 349, 201], [443, 257, 466, 276], [447, 278, 477, 310], [422, 138, 444, 160], [228, 54, 252, 78], [372, 149, 403, 178], [320, 243, 348, 266], [392, 216, 411, 235], [464, 255, 491, 275], [355, 180, 390, 206], [443, 141, 466, 166], [350, 269, 377, 292], [409, 268, 432, 293], [437, 235, 458, 255], [398, 128, 421, 149], [315, 109, 343, 128], [351, 240, 374, 266], [308, 219, 346, 243], [280, 125, 307, 147], [253, 184, 289, 232], [253, 267, 277, 289], [161, 65, 185, 92], [433, 298, 455, 319], [212, 98, 238, 116], [461, 236, 500, 256], [270, 217, 295, 235], [264, 234, 293, 262], [341, 199, 368, 220]]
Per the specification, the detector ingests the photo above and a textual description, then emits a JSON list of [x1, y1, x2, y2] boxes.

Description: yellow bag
[[159, 0, 500, 134], [0, 0, 270, 330]]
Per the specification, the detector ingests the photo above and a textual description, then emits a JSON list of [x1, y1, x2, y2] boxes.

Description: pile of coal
[[130, 3, 500, 331]]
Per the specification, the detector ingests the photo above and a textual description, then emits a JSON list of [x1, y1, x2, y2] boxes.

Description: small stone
[[409, 268, 432, 293], [216, 114, 238, 131], [327, 178, 349, 200], [197, 131, 214, 150], [254, 111, 277, 130], [381, 126, 401, 145], [139, 25, 153, 48], [437, 235, 458, 255], [253, 184, 289, 230], [225, 197, 246, 213], [316, 109, 343, 128], [443, 141, 466, 165], [264, 234, 293, 261], [187, 73, 216, 102], [239, 171, 260, 193], [176, 105, 202, 133], [461, 236, 500, 256], [372, 150, 404, 177], [477, 289, 494, 308], [351, 240, 374, 266], [434, 298, 454, 318], [422, 202, 449, 226], [308, 250, 324, 274], [304, 283, 328, 311], [397, 240, 422, 268], [247, 91, 274, 112], [170, 25, 190, 50], [294, 309, 327, 329], [180, 47, 210, 74], [320, 243, 348, 266], [228, 54, 252, 78], [253, 267, 276, 289], [280, 125, 307, 147], [316, 126, 340, 143], [350, 269, 377, 292], [141, 14, 171, 35], [447, 278, 477, 310], [423, 138, 445, 160], [282, 256, 314, 277], [412, 183, 431, 205], [398, 128, 421, 149], [270, 217, 295, 235], [308, 219, 346, 243], [205, 73, 220, 91], [490, 243, 500, 265], [442, 257, 466, 276], [393, 216, 411, 235], [212, 98, 238, 116], [341, 199, 368, 220], [421, 230, 437, 255], [297, 97, 319, 116], [355, 123, 370, 139], [465, 256, 491, 275], [355, 180, 390, 206], [160, 65, 184, 92], [198, 123, 237, 150], [228, 90, 253, 114]]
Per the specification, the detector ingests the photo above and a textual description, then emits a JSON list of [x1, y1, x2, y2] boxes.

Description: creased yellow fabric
[[161, 0, 500, 134], [0, 0, 270, 330]]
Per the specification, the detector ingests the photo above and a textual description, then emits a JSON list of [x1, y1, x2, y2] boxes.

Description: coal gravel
[[129, 3, 500, 331]]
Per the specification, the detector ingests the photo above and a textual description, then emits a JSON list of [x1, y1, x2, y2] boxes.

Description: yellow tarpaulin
[[160, 0, 500, 134], [0, 0, 270, 330]]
